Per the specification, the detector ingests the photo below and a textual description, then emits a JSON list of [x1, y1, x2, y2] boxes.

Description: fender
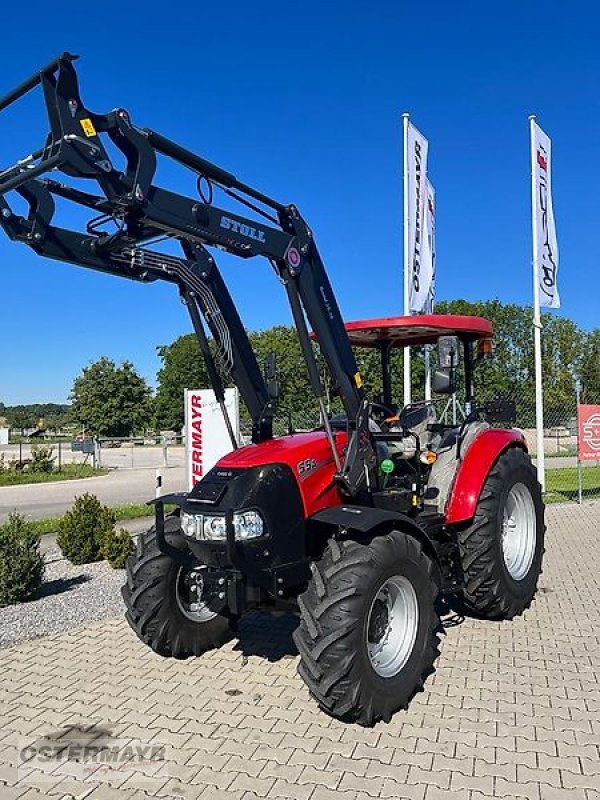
[[311, 505, 440, 569], [445, 429, 526, 524]]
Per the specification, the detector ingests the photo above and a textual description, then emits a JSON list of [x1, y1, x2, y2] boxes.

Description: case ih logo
[[537, 149, 548, 172], [578, 405, 600, 461]]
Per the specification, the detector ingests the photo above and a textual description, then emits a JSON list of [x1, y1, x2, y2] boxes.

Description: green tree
[[435, 299, 585, 425], [71, 357, 152, 437], [249, 326, 315, 418], [3, 403, 71, 433], [0, 513, 44, 605], [155, 326, 319, 431], [154, 335, 211, 431], [580, 329, 600, 403], [154, 302, 593, 433]]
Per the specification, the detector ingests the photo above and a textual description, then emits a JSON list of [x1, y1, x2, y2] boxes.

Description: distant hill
[[0, 403, 72, 432]]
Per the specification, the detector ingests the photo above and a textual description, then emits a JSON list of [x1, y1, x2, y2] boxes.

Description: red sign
[[578, 405, 600, 462]]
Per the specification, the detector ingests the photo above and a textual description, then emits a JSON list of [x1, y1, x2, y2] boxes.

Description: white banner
[[406, 122, 432, 313], [424, 179, 436, 314], [185, 388, 239, 490], [531, 120, 560, 308]]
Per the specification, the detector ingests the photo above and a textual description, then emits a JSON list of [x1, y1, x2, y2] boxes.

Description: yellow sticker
[[354, 372, 363, 388], [80, 118, 97, 137]]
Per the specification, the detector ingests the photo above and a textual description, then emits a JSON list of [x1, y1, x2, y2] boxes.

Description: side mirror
[[432, 368, 456, 395], [264, 352, 281, 401], [437, 335, 460, 369]]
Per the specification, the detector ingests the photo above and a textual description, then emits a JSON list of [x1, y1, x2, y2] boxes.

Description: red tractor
[[0, 54, 544, 725]]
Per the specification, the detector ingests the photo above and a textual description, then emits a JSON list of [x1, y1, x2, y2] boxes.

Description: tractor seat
[[388, 402, 438, 448]]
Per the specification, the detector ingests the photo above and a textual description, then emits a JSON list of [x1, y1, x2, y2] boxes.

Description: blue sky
[[0, 1, 597, 404]]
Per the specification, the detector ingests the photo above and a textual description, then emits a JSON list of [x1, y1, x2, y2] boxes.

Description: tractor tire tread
[[294, 533, 441, 726], [458, 447, 545, 620]]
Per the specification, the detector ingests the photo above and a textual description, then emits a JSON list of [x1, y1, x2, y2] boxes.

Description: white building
[[0, 428, 8, 446]]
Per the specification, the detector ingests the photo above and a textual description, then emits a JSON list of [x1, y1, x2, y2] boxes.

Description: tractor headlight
[[203, 515, 227, 541], [233, 510, 264, 540], [181, 511, 202, 539], [180, 510, 264, 541]]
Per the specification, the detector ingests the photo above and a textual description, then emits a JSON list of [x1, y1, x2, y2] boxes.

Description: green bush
[[101, 527, 135, 569], [30, 445, 55, 473], [57, 493, 115, 565], [0, 513, 45, 605]]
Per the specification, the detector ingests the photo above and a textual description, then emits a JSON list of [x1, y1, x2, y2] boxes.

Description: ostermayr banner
[[407, 122, 432, 313], [532, 121, 560, 309], [184, 388, 240, 490]]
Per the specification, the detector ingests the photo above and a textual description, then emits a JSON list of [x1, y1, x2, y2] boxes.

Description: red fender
[[445, 429, 527, 524]]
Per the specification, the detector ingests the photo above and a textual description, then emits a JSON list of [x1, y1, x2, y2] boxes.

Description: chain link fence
[[240, 375, 600, 507], [1, 376, 597, 507], [0, 437, 186, 473]]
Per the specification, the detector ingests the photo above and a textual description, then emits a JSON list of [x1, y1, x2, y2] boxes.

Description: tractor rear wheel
[[122, 517, 232, 658], [458, 447, 544, 620], [293, 531, 441, 726]]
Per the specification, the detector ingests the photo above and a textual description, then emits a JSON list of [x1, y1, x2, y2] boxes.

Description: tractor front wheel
[[122, 517, 233, 658], [294, 531, 441, 726], [458, 447, 545, 620]]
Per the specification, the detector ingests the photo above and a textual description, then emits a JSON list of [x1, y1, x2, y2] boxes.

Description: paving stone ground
[[0, 501, 599, 800]]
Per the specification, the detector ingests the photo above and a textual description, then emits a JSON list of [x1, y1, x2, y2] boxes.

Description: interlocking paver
[[0, 502, 599, 800], [380, 780, 426, 799]]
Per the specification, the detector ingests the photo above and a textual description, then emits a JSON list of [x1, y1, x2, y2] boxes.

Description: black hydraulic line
[[284, 278, 341, 472], [0, 154, 61, 197], [145, 128, 287, 214], [43, 180, 109, 210], [182, 288, 238, 451], [222, 187, 280, 225], [0, 52, 78, 113], [145, 129, 237, 188], [284, 279, 324, 398], [0, 147, 46, 183]]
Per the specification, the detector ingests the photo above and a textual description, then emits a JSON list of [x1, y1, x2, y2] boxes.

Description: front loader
[[0, 54, 544, 725]]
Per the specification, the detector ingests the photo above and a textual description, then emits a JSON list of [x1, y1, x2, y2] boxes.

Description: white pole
[[402, 112, 411, 406], [576, 380, 583, 504], [424, 347, 432, 401], [529, 115, 546, 492]]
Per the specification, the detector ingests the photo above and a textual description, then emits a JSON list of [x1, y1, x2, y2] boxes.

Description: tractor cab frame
[[343, 313, 494, 416]]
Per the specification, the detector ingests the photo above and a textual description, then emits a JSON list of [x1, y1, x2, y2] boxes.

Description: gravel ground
[[0, 546, 127, 648]]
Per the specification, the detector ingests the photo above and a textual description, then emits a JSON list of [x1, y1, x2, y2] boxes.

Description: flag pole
[[402, 112, 411, 406], [529, 114, 546, 491]]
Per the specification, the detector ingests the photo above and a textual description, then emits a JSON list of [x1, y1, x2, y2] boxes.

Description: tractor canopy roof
[[341, 314, 494, 348]]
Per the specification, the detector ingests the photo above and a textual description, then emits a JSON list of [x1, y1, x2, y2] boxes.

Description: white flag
[[424, 179, 436, 314], [531, 121, 560, 308], [406, 122, 432, 312]]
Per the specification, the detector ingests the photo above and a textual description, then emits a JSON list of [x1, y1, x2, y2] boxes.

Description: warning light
[[477, 337, 494, 361]]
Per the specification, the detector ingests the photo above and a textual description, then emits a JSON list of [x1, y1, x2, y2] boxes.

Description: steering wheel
[[369, 402, 398, 427]]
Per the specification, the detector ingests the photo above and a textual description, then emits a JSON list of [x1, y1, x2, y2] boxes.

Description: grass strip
[[0, 464, 108, 486]]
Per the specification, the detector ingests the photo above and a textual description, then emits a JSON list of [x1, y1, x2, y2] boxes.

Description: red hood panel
[[217, 431, 348, 516]]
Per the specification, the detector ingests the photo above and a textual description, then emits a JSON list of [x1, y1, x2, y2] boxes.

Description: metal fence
[[1, 381, 597, 507], [0, 437, 186, 473], [239, 379, 600, 507]]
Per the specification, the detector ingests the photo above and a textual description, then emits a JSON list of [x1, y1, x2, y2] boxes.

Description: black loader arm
[[0, 53, 376, 497]]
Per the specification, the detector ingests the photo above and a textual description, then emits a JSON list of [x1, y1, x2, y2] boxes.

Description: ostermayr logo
[[17, 730, 166, 782], [412, 140, 423, 294]]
